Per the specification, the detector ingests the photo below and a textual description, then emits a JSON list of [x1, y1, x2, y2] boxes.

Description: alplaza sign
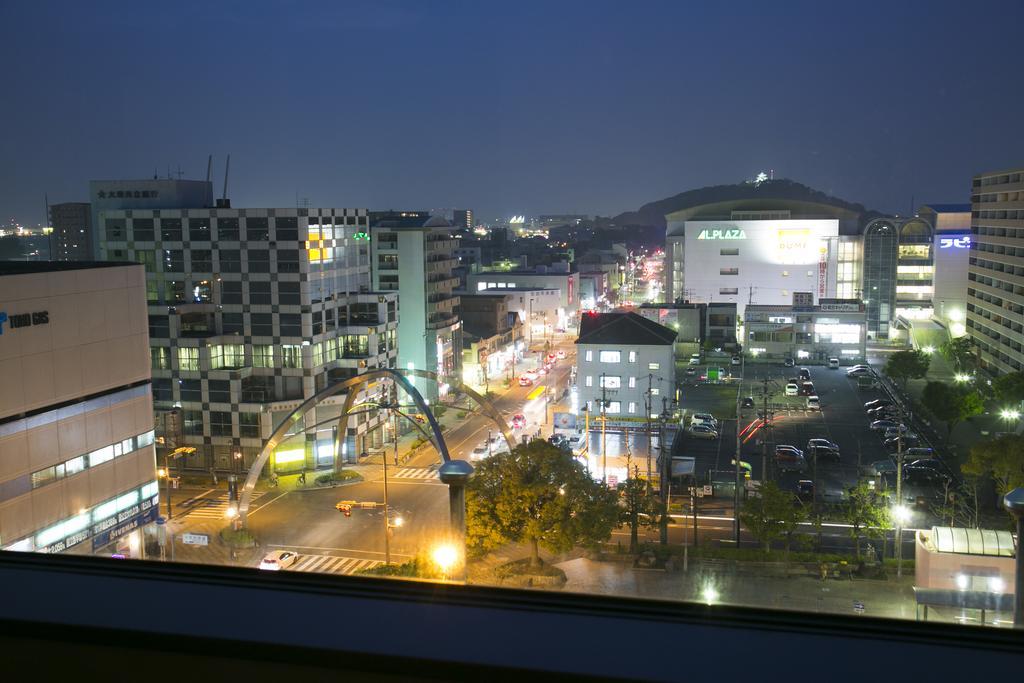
[[696, 228, 746, 240]]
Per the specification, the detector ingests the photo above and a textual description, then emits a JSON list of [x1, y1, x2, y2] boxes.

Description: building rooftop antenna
[[206, 154, 213, 183]]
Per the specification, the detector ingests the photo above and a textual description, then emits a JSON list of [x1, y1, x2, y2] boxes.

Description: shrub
[[219, 527, 255, 548], [314, 470, 360, 485]]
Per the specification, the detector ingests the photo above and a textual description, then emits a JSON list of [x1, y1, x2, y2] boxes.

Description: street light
[[1001, 408, 1021, 421], [954, 373, 973, 383], [431, 543, 459, 579], [922, 345, 935, 355]]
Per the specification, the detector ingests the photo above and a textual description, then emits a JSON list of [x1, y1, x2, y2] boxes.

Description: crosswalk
[[289, 553, 383, 575], [179, 491, 266, 519], [389, 467, 439, 481]]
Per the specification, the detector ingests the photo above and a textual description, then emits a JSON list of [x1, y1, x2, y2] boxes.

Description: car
[[510, 414, 526, 429], [259, 550, 299, 571], [806, 396, 821, 411], [690, 413, 719, 429], [885, 436, 921, 451], [731, 355, 742, 366], [556, 350, 567, 360], [907, 458, 946, 473], [783, 358, 795, 367], [867, 405, 899, 419], [521, 370, 539, 380], [518, 376, 533, 387], [828, 358, 840, 369], [470, 445, 490, 460], [547, 353, 557, 363], [883, 426, 913, 441], [799, 382, 815, 396], [537, 367, 549, 376], [846, 367, 872, 378], [810, 446, 840, 463], [775, 446, 806, 472], [807, 438, 839, 452], [904, 447, 935, 458], [741, 396, 755, 408], [864, 399, 892, 411], [689, 424, 719, 439], [685, 367, 697, 376], [870, 419, 900, 431], [785, 382, 799, 396], [548, 433, 568, 447], [796, 479, 815, 500], [689, 354, 701, 365], [798, 367, 811, 380]]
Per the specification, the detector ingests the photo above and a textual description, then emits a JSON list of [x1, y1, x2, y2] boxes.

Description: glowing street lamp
[[954, 373, 973, 383], [891, 504, 911, 526], [1001, 408, 1021, 421], [922, 345, 935, 355], [701, 582, 719, 605], [431, 543, 459, 579]]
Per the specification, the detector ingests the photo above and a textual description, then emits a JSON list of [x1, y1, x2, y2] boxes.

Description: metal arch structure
[[237, 368, 515, 526]]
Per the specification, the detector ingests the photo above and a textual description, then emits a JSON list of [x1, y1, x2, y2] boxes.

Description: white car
[[731, 355, 741, 366], [689, 413, 718, 430], [470, 445, 490, 460], [689, 424, 719, 440], [521, 370, 539, 381], [259, 550, 299, 571], [806, 396, 820, 411], [785, 382, 799, 396]]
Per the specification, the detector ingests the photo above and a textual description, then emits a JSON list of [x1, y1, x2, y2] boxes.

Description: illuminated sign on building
[[696, 228, 747, 240], [939, 235, 971, 249]]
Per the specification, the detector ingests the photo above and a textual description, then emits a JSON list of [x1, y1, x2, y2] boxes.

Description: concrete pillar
[[438, 459, 474, 582]]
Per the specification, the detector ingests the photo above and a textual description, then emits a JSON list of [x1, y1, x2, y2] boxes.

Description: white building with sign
[[664, 199, 862, 321], [919, 204, 972, 337], [0, 262, 157, 557], [744, 298, 867, 362]]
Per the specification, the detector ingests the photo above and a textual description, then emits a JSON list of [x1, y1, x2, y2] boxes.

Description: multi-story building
[[665, 199, 862, 317], [575, 312, 676, 424], [452, 209, 473, 231], [98, 207, 398, 473], [458, 292, 524, 391], [637, 301, 738, 358], [0, 262, 157, 557], [920, 204, 972, 336], [369, 212, 461, 401], [966, 167, 1024, 375], [48, 202, 93, 261], [862, 215, 934, 338], [744, 298, 867, 362], [88, 178, 214, 259], [465, 264, 579, 331]]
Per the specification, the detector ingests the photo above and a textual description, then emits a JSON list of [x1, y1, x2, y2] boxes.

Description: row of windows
[[967, 271, 1024, 297], [141, 248, 303, 275], [582, 400, 642, 415], [27, 480, 160, 552], [974, 172, 1023, 187], [581, 350, 659, 370], [974, 210, 1024, 221], [973, 190, 1024, 203], [971, 241, 1024, 259], [155, 336, 379, 373], [970, 257, 1024, 279], [967, 288, 1024, 316], [104, 216, 333, 243], [974, 225, 1024, 239], [30, 430, 156, 491], [580, 375, 662, 391]]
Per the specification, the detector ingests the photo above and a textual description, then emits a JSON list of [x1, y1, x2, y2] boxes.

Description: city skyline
[[2, 0, 1024, 225]]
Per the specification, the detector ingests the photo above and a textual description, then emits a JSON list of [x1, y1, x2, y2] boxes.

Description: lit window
[[177, 347, 200, 371], [585, 350, 592, 362], [89, 445, 114, 467], [651, 388, 660, 396], [628, 402, 637, 414], [599, 350, 621, 363], [782, 271, 789, 277], [628, 351, 636, 363], [585, 376, 593, 387], [604, 401, 621, 414], [648, 362, 660, 370], [628, 377, 636, 388], [599, 375, 621, 389]]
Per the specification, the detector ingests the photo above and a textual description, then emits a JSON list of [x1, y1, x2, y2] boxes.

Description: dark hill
[[613, 178, 884, 229]]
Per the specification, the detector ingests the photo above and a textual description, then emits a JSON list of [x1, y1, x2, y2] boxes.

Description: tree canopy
[[466, 440, 619, 567], [920, 381, 984, 436], [992, 372, 1024, 406], [963, 434, 1024, 501], [940, 336, 975, 372], [840, 481, 890, 559], [738, 481, 807, 554], [883, 349, 930, 389], [617, 465, 663, 554]]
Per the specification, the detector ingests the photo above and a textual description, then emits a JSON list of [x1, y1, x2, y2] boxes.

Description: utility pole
[[658, 409, 669, 546], [760, 375, 770, 484], [733, 358, 743, 545], [600, 372, 608, 485], [895, 431, 905, 577], [382, 431, 392, 565], [645, 374, 653, 488]]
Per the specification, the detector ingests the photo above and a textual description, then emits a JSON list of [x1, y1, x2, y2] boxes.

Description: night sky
[[2, 0, 1023, 225]]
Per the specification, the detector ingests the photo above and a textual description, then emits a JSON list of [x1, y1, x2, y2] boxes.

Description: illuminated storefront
[[745, 299, 867, 361]]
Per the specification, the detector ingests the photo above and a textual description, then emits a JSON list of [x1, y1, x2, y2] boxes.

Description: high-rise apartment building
[[48, 202, 93, 261], [966, 167, 1024, 374], [452, 209, 473, 231], [370, 212, 461, 401], [99, 208, 398, 472], [0, 262, 156, 556]]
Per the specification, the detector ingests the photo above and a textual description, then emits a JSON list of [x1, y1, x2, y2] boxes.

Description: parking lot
[[675, 361, 944, 517]]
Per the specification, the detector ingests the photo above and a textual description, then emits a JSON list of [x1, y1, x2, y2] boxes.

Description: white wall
[[575, 343, 675, 418], [681, 220, 840, 318]]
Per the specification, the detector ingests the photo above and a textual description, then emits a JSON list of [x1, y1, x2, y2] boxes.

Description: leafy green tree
[[940, 336, 975, 372], [466, 440, 619, 567], [840, 481, 890, 559], [617, 465, 663, 554], [883, 349, 930, 390], [738, 481, 806, 555], [992, 372, 1024, 406], [921, 381, 985, 436], [963, 435, 1024, 503]]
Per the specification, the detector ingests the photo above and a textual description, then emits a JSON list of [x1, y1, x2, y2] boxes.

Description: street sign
[[182, 533, 209, 546], [703, 485, 712, 496]]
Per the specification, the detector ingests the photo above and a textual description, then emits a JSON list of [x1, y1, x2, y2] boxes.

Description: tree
[[963, 434, 1024, 503], [883, 349, 930, 390], [466, 440, 619, 568], [738, 481, 807, 555], [840, 481, 890, 559], [617, 465, 663, 553], [921, 381, 985, 437], [931, 477, 981, 529], [940, 336, 975, 372], [992, 372, 1024, 406]]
